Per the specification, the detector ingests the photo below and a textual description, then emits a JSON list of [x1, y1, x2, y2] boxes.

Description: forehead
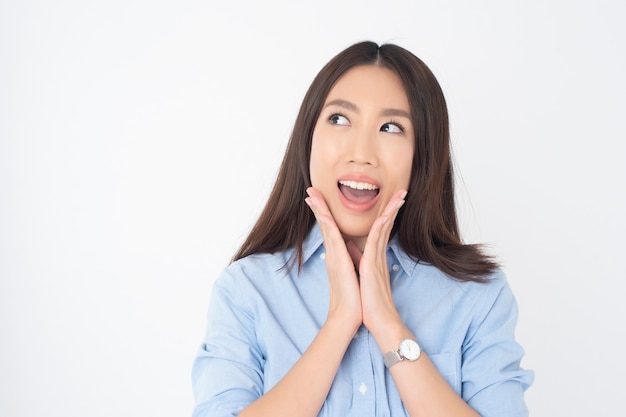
[[324, 65, 410, 111]]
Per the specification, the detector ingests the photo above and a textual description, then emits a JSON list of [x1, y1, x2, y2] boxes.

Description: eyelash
[[328, 113, 406, 133], [382, 120, 405, 133], [328, 113, 350, 125]]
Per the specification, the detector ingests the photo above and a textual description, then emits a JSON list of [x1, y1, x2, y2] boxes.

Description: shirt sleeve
[[191, 267, 264, 417], [461, 272, 534, 417]]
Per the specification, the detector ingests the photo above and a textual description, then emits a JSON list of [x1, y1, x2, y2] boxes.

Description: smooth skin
[[239, 66, 480, 417]]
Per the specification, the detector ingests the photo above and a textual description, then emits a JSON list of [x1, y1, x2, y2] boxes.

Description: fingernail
[[306, 187, 313, 197], [396, 199, 405, 209], [305, 197, 315, 207], [400, 191, 408, 199], [381, 216, 389, 225]]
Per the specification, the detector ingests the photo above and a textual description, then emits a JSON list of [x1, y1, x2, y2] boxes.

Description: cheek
[[403, 160, 414, 188], [401, 152, 414, 184], [309, 132, 337, 187], [390, 166, 412, 191], [309, 134, 321, 183], [384, 145, 414, 188]]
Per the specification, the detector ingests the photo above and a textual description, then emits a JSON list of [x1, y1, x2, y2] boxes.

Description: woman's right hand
[[305, 187, 362, 332]]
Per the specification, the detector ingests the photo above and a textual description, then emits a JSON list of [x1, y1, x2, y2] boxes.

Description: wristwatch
[[383, 338, 421, 368]]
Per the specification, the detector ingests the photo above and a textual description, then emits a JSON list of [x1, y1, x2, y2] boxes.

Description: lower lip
[[337, 187, 381, 212]]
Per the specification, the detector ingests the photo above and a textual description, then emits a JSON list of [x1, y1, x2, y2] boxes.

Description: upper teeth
[[339, 180, 379, 191]]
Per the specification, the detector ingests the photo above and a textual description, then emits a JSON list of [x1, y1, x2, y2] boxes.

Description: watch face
[[399, 339, 421, 361]]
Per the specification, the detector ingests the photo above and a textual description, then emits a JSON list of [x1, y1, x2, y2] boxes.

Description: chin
[[335, 218, 373, 242]]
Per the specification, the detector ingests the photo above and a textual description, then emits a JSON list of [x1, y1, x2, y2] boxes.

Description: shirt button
[[320, 252, 326, 260], [392, 264, 400, 272], [359, 382, 368, 395]]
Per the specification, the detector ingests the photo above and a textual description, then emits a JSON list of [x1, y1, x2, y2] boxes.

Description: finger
[[305, 189, 334, 237], [367, 189, 407, 255], [305, 188, 331, 223], [383, 189, 407, 220], [305, 187, 346, 253], [306, 187, 334, 218]]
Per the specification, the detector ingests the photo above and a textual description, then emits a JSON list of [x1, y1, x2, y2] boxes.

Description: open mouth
[[338, 180, 380, 204]]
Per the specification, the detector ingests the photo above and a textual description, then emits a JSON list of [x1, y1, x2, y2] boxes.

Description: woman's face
[[310, 65, 415, 249]]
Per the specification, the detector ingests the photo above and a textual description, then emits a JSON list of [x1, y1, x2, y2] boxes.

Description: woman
[[192, 41, 533, 417]]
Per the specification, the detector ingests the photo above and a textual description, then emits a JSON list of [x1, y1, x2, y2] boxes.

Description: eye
[[380, 122, 405, 133], [329, 114, 350, 126]]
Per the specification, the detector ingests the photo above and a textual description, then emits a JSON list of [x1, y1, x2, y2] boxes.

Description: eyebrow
[[324, 98, 411, 119]]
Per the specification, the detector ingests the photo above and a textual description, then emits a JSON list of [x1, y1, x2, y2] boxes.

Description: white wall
[[1, 1, 624, 416]]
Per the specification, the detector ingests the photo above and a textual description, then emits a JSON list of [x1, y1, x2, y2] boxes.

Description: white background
[[1, 1, 625, 416]]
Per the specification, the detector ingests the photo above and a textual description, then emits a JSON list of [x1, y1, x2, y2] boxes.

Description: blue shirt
[[191, 224, 533, 416]]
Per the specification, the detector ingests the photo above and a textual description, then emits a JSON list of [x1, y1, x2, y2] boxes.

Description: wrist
[[384, 338, 422, 368], [325, 310, 361, 338], [367, 314, 414, 354]]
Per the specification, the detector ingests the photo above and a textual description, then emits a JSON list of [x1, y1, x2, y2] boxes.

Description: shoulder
[[410, 257, 508, 290], [216, 249, 293, 289], [411, 262, 514, 314], [229, 250, 292, 275], [218, 223, 324, 287]]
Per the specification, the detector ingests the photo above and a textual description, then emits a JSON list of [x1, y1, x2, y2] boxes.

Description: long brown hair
[[233, 41, 497, 282]]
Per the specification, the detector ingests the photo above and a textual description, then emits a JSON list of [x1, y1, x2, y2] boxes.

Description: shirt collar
[[301, 223, 325, 264], [301, 223, 418, 277], [387, 234, 419, 277]]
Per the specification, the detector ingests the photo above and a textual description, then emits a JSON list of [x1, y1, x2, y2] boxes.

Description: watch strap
[[384, 339, 422, 368], [383, 350, 403, 368]]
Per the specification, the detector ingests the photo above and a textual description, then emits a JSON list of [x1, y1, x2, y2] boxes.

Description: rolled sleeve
[[462, 274, 534, 417], [191, 269, 264, 417]]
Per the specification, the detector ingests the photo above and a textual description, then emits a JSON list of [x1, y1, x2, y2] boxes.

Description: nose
[[346, 128, 378, 166]]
